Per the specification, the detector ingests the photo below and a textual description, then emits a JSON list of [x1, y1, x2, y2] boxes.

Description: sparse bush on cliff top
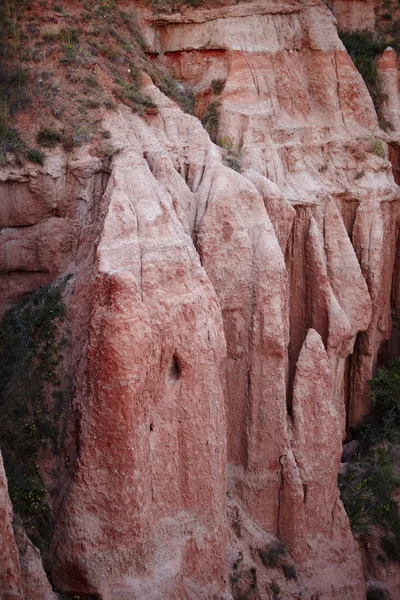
[[0, 0, 203, 164]]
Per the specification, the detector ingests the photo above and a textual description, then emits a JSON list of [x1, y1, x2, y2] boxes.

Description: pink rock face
[[52, 134, 228, 599], [378, 49, 400, 133], [331, 0, 376, 32], [0, 156, 108, 317], [13, 521, 56, 600], [2, 0, 400, 598]]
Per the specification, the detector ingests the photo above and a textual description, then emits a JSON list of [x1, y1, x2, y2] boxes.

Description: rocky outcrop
[[0, 453, 22, 600], [331, 0, 376, 31], [280, 329, 365, 598], [0, 453, 55, 600], [1, 0, 400, 598]]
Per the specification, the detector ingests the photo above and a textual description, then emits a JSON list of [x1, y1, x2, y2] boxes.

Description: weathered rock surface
[[1, 0, 400, 598], [0, 453, 22, 600], [0, 453, 55, 600], [281, 329, 365, 598], [331, 0, 376, 31]]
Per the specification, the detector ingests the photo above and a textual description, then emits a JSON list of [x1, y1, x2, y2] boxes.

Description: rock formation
[[0, 453, 55, 600], [1, 0, 400, 598]]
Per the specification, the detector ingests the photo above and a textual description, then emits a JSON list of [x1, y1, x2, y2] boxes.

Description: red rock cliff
[[1, 0, 400, 599]]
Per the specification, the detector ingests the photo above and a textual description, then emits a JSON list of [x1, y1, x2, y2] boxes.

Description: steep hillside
[[1, 1, 400, 599]]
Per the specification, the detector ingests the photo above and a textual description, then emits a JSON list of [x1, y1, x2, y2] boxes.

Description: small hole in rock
[[150, 423, 153, 432], [167, 354, 181, 381]]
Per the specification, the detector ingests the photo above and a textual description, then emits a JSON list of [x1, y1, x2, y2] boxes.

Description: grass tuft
[[259, 541, 287, 568], [27, 147, 45, 165], [201, 100, 220, 142], [36, 127, 62, 148]]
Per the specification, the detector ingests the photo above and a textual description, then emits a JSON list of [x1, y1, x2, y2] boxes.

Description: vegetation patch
[[282, 561, 297, 580], [0, 0, 200, 163], [338, 30, 388, 124], [201, 100, 220, 142], [0, 277, 70, 557], [211, 78, 226, 95], [372, 138, 386, 158], [27, 147, 45, 165], [115, 77, 157, 115], [339, 31, 386, 92], [270, 581, 280, 596], [36, 127, 62, 147], [0, 65, 29, 165], [367, 586, 390, 600], [339, 358, 400, 562], [259, 541, 287, 568], [361, 357, 400, 445]]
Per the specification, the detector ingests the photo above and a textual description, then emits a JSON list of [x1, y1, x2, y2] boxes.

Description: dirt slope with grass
[[2, 0, 400, 599]]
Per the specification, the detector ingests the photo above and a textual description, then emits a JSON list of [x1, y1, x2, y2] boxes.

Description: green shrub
[[270, 581, 280, 595], [85, 75, 99, 88], [339, 447, 400, 535], [217, 135, 242, 172], [339, 359, 400, 562], [27, 148, 45, 165], [224, 153, 241, 172], [59, 27, 79, 46], [0, 124, 25, 165], [152, 70, 195, 114], [36, 127, 62, 147], [363, 358, 400, 445], [83, 97, 101, 109], [367, 587, 390, 600], [115, 78, 157, 114], [259, 541, 287, 568], [339, 30, 387, 112], [201, 100, 220, 142], [339, 31, 386, 88], [0, 277, 70, 556], [0, 0, 27, 59], [0, 65, 30, 118], [42, 31, 59, 42], [282, 562, 297, 580], [120, 10, 146, 49], [211, 78, 226, 95], [372, 138, 386, 158]]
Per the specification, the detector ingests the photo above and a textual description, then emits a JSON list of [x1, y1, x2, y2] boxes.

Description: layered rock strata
[[1, 0, 400, 598]]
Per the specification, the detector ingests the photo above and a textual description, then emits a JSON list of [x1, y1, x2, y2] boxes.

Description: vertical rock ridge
[[2, 0, 400, 598]]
